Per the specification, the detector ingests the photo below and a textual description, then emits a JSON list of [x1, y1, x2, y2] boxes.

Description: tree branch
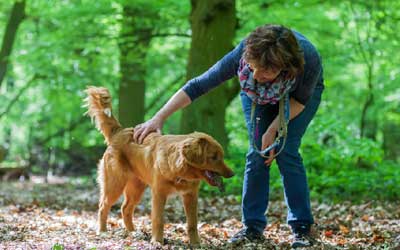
[[349, 2, 372, 68], [117, 32, 191, 47], [0, 74, 42, 119], [145, 74, 184, 113], [0, 0, 26, 87], [36, 116, 87, 145]]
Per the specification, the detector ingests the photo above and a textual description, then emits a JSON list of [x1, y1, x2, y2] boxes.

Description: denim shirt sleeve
[[290, 36, 323, 105], [181, 40, 245, 101]]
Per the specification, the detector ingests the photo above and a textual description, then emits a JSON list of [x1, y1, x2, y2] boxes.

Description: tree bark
[[383, 120, 400, 161], [349, 2, 378, 140], [118, 4, 154, 127], [180, 0, 237, 150], [0, 0, 26, 88], [359, 64, 376, 140]]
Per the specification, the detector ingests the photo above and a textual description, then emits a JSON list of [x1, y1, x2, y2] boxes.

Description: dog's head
[[179, 132, 234, 190]]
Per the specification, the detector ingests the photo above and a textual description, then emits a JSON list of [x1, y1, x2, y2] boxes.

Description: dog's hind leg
[[97, 157, 126, 233], [121, 177, 146, 231]]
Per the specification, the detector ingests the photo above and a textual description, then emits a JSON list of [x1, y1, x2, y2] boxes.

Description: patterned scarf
[[237, 58, 295, 105]]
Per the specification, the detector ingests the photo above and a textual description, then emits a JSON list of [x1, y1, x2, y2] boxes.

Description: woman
[[133, 24, 324, 248]]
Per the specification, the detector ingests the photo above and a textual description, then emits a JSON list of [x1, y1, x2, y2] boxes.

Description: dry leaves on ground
[[0, 181, 399, 250]]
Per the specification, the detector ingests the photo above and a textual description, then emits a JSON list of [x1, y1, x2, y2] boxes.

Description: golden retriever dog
[[84, 86, 234, 245]]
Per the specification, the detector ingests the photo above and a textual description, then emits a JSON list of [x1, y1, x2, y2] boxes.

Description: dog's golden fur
[[84, 86, 234, 244]]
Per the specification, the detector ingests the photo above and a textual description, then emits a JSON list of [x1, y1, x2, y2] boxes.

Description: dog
[[84, 86, 234, 244]]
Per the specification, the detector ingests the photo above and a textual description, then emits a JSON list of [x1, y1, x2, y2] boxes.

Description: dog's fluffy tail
[[84, 86, 122, 145]]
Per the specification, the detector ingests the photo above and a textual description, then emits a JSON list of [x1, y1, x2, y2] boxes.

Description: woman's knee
[[245, 150, 270, 172], [276, 146, 306, 175]]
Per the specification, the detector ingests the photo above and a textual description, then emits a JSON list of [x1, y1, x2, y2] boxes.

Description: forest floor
[[0, 177, 399, 250]]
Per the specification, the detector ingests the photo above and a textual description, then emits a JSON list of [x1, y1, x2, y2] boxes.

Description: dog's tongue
[[205, 171, 225, 193]]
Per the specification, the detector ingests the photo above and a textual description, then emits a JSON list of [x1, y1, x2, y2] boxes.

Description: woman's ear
[[180, 137, 208, 166]]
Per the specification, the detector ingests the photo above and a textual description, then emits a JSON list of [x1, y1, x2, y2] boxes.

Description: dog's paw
[[150, 237, 164, 245], [96, 230, 108, 237], [189, 234, 201, 246], [124, 224, 135, 232], [189, 240, 201, 248], [189, 242, 202, 249]]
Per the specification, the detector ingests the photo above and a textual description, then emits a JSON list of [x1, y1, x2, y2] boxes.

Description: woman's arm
[[268, 97, 305, 132], [134, 40, 245, 143], [262, 98, 305, 165], [133, 89, 191, 143], [182, 40, 245, 101]]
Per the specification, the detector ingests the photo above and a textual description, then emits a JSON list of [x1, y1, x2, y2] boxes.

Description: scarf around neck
[[237, 58, 295, 105]]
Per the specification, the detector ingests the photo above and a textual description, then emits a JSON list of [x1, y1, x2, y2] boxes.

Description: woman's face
[[248, 61, 281, 83]]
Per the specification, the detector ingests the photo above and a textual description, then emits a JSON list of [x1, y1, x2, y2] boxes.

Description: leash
[[250, 93, 290, 159]]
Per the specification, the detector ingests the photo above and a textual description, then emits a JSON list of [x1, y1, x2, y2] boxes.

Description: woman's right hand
[[262, 125, 278, 166], [133, 89, 192, 144], [133, 116, 164, 144]]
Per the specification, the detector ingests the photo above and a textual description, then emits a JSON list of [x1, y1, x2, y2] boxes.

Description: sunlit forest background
[[1, 0, 399, 203], [1, 1, 400, 249]]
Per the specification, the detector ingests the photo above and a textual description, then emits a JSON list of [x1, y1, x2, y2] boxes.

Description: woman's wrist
[[267, 119, 279, 133], [266, 126, 277, 135], [153, 113, 166, 124]]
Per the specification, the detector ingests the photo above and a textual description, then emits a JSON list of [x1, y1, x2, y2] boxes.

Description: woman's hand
[[133, 116, 164, 144], [261, 126, 278, 166], [133, 89, 192, 144]]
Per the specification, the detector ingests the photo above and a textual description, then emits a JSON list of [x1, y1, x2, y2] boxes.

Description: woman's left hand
[[262, 126, 277, 166]]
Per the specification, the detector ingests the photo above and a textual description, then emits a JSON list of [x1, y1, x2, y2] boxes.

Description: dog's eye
[[211, 153, 219, 161]]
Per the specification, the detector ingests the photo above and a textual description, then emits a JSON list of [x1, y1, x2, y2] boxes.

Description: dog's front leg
[[151, 190, 167, 244], [182, 191, 200, 245]]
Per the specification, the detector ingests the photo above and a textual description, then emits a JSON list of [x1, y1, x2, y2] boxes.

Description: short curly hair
[[244, 24, 304, 79]]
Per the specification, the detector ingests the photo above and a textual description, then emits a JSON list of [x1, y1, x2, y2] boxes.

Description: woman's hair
[[244, 24, 304, 79]]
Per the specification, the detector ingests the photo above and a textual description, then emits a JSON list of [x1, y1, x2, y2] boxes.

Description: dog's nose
[[222, 166, 235, 178]]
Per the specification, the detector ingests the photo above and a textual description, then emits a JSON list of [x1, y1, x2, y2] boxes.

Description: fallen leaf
[[337, 238, 347, 245], [339, 224, 350, 235], [361, 214, 369, 221], [372, 234, 385, 243], [325, 230, 334, 238]]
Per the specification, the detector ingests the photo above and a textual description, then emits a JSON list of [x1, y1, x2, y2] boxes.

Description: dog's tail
[[84, 86, 122, 145]]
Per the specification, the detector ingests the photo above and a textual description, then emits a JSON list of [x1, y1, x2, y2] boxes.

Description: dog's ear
[[181, 137, 208, 166]]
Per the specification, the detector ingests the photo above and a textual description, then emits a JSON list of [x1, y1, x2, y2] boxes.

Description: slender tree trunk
[[118, 5, 153, 127], [0, 0, 26, 88], [180, 0, 237, 150], [359, 62, 376, 139], [350, 2, 378, 141], [383, 121, 400, 161]]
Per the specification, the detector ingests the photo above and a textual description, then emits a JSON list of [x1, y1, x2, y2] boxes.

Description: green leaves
[[0, 0, 398, 201], [51, 243, 64, 250]]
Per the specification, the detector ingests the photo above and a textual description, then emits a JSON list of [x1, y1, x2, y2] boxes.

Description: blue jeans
[[240, 86, 323, 233]]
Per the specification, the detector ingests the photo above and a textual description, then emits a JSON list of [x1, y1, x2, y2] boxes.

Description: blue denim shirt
[[182, 31, 324, 105]]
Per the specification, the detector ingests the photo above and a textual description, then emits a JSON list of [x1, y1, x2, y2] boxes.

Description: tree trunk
[[118, 5, 153, 127], [180, 0, 237, 150], [359, 63, 376, 140], [0, 0, 26, 88], [350, 2, 379, 141], [383, 120, 400, 162]]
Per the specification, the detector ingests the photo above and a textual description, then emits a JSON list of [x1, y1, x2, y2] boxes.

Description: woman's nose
[[253, 70, 266, 82]]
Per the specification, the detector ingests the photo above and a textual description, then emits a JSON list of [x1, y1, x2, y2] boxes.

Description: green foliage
[[308, 161, 399, 202], [0, 0, 399, 201], [51, 243, 64, 250]]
